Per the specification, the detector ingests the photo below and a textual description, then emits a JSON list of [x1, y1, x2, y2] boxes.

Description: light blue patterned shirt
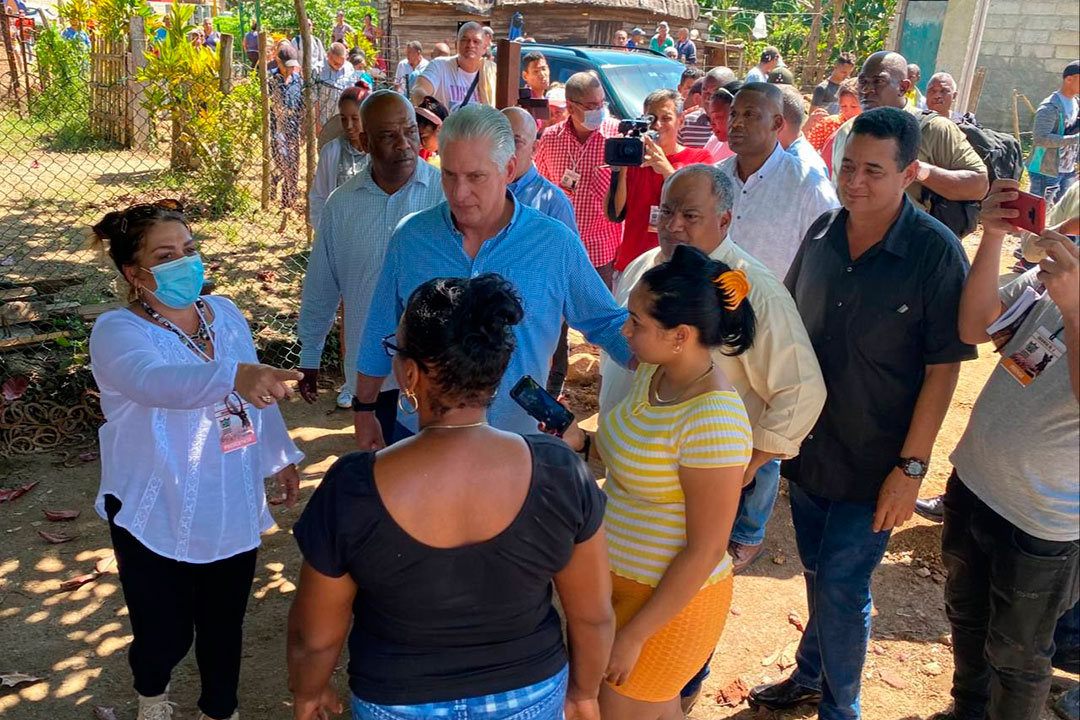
[[298, 159, 445, 394], [508, 165, 577, 232], [357, 194, 632, 434]]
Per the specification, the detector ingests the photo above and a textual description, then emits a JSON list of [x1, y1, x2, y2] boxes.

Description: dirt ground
[[1, 233, 1077, 720]]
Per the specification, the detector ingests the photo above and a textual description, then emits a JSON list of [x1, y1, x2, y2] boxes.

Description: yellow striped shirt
[[597, 363, 752, 588]]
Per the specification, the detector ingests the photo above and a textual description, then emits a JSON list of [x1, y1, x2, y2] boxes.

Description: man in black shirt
[[749, 108, 976, 717], [811, 52, 856, 114]]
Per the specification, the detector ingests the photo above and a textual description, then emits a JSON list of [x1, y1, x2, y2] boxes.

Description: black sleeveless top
[[293, 433, 606, 704]]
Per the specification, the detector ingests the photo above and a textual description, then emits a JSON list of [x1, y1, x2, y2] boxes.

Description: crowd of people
[[83, 12, 1078, 720]]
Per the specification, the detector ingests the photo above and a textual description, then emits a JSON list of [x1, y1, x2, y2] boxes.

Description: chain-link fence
[[0, 12, 354, 456]]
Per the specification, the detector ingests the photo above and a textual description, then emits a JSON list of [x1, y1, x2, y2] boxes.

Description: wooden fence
[[87, 18, 150, 149]]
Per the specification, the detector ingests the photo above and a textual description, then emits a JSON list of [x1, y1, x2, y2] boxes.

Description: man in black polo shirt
[[749, 107, 976, 718]]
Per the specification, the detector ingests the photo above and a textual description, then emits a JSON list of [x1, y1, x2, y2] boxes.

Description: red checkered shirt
[[535, 118, 623, 267]]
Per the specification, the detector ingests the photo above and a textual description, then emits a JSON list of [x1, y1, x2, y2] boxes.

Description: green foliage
[[698, 0, 897, 76], [189, 78, 262, 217], [56, 0, 93, 28], [28, 26, 111, 151], [94, 0, 155, 42], [249, 0, 376, 41], [138, 0, 220, 169]]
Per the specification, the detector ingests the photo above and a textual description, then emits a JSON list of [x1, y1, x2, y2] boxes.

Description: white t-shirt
[[395, 57, 428, 90], [419, 56, 479, 110]]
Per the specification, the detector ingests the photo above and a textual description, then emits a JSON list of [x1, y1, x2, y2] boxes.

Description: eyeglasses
[[568, 99, 606, 112], [381, 333, 405, 358]]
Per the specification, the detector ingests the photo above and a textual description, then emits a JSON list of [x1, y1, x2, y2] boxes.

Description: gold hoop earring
[[398, 388, 418, 415], [674, 345, 683, 354]]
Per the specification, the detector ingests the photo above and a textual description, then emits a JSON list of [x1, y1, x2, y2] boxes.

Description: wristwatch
[[350, 396, 379, 412], [896, 457, 928, 480]]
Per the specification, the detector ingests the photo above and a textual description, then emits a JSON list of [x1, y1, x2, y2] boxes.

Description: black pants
[[941, 472, 1080, 720], [106, 495, 257, 720], [375, 389, 400, 446]]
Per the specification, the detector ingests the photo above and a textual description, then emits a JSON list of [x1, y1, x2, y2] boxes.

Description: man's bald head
[[502, 106, 538, 180], [703, 66, 736, 96], [361, 89, 413, 126], [926, 72, 958, 116], [858, 51, 910, 110], [432, 42, 451, 58]]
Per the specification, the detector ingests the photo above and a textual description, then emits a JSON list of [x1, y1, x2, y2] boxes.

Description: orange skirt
[[607, 572, 733, 702]]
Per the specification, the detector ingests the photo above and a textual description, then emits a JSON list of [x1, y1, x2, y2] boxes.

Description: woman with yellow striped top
[[561, 245, 755, 717]]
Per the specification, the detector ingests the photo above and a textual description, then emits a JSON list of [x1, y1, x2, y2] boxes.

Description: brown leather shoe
[[729, 541, 763, 575]]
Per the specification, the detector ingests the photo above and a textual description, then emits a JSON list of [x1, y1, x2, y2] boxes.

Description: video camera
[[517, 87, 549, 121], [604, 116, 657, 167]]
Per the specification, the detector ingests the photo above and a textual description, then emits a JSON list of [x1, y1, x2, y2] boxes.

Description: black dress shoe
[[914, 494, 946, 523], [748, 678, 822, 711]]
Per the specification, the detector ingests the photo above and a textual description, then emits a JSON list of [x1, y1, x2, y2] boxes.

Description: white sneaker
[[336, 384, 353, 409], [137, 691, 176, 720], [198, 712, 238, 720]]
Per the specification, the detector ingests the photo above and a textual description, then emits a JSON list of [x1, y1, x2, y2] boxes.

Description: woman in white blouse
[[309, 84, 369, 233], [88, 201, 305, 720]]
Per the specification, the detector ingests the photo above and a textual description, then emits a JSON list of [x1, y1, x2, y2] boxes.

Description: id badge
[[1001, 325, 1065, 387], [215, 396, 258, 453], [560, 168, 581, 192], [648, 205, 661, 234]]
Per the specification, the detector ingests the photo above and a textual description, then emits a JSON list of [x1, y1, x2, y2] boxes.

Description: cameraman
[[606, 89, 714, 272]]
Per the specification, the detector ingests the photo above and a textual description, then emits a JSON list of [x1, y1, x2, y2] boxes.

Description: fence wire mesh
[[0, 16, 347, 457]]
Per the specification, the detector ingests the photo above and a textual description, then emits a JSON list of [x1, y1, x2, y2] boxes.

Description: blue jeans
[[1055, 600, 1080, 673], [1028, 171, 1076, 204], [730, 459, 781, 546], [351, 665, 568, 720], [788, 483, 892, 720]]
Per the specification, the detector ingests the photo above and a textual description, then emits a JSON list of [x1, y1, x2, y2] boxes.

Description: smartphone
[[1001, 190, 1046, 234], [509, 375, 574, 436]]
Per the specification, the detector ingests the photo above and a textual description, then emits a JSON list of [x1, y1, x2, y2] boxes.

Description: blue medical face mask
[[142, 253, 205, 309]]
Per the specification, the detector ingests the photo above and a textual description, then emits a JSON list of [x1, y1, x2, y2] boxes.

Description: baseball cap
[[1064, 60, 1080, 78], [631, 28, 645, 37], [283, 58, 301, 68], [767, 67, 794, 84]]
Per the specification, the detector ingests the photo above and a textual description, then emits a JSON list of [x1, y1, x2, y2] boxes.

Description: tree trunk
[[801, 0, 825, 88]]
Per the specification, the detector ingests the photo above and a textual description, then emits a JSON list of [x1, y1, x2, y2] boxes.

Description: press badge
[[1002, 325, 1065, 387], [214, 395, 258, 453], [560, 168, 581, 192], [648, 205, 661, 234]]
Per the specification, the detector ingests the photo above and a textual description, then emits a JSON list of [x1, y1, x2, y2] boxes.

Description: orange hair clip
[[714, 269, 750, 311]]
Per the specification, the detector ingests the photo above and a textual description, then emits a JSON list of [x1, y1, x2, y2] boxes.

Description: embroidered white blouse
[[89, 295, 304, 563]]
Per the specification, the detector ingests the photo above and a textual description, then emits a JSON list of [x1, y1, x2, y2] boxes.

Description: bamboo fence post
[[825, 0, 846, 58], [218, 32, 234, 93], [294, 0, 316, 244], [19, 20, 30, 104], [1012, 89, 1021, 143], [129, 16, 150, 149], [258, 30, 270, 210]]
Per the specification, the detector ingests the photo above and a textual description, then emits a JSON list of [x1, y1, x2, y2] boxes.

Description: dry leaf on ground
[[716, 677, 751, 707], [39, 530, 77, 544], [779, 640, 800, 669], [0, 480, 40, 503], [787, 610, 805, 632], [58, 573, 98, 592], [43, 509, 80, 521], [0, 672, 43, 688]]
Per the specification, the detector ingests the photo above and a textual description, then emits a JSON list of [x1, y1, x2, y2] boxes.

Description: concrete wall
[[973, 0, 1078, 131]]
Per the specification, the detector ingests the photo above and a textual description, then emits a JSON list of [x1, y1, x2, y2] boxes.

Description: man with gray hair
[[412, 22, 493, 109], [776, 83, 829, 178], [394, 40, 428, 95], [599, 169, 824, 710], [925, 71, 962, 120], [352, 104, 631, 446], [313, 42, 357, 129], [679, 66, 737, 150]]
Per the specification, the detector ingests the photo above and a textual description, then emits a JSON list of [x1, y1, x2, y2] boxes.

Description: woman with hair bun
[[88, 201, 305, 720], [562, 244, 756, 716], [287, 273, 615, 720]]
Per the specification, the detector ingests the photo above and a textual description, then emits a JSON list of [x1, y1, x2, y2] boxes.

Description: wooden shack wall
[[381, 2, 696, 72]]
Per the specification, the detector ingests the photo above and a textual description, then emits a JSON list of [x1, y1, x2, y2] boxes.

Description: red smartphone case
[[1001, 191, 1046, 234]]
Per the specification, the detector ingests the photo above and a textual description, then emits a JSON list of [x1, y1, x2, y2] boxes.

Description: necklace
[[140, 299, 213, 357], [653, 362, 715, 404], [421, 421, 489, 431]]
